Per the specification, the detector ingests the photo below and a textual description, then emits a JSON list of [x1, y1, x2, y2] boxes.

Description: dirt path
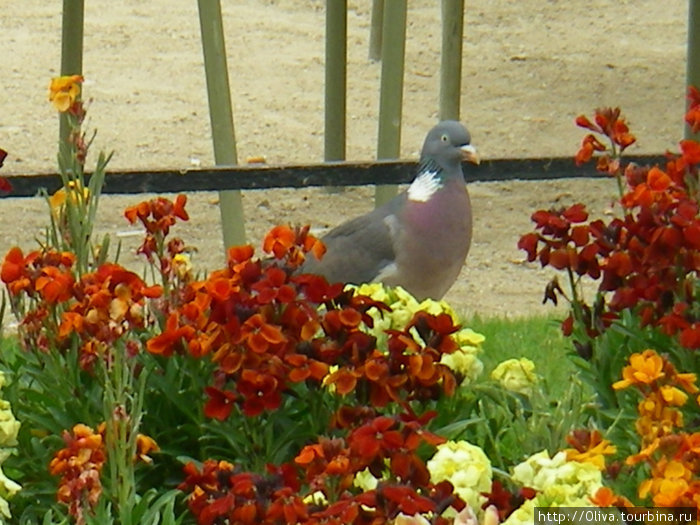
[[1, 0, 688, 318]]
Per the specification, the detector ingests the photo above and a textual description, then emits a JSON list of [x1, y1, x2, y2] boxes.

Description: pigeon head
[[420, 120, 480, 173]]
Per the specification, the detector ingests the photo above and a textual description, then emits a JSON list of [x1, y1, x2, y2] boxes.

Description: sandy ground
[[0, 0, 689, 318]]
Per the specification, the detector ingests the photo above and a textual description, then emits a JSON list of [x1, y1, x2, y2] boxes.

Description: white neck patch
[[407, 169, 442, 202]]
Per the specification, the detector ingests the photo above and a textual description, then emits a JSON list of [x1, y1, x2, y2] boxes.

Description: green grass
[[464, 314, 583, 399]]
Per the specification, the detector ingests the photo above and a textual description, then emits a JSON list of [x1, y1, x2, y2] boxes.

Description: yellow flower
[[454, 328, 486, 347], [427, 440, 492, 513], [173, 253, 193, 280], [417, 297, 458, 322], [659, 385, 688, 406], [49, 181, 90, 214], [394, 513, 430, 525], [353, 467, 380, 491], [491, 358, 538, 396], [322, 365, 339, 393], [0, 401, 20, 449], [673, 372, 698, 394], [612, 349, 664, 390], [303, 490, 328, 506], [48, 75, 84, 112], [441, 347, 483, 385]]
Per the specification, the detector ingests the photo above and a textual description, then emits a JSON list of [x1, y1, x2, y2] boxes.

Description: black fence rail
[[1, 154, 667, 198]]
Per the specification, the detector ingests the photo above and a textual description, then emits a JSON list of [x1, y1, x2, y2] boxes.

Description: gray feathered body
[[301, 173, 471, 300], [300, 120, 476, 300]]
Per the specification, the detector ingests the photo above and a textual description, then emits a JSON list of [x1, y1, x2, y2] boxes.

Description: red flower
[[238, 369, 282, 416], [575, 108, 636, 167], [349, 416, 403, 464], [204, 386, 238, 421], [0, 148, 10, 193], [686, 86, 700, 133]]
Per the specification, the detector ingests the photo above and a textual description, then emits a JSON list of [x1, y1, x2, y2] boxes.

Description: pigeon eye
[[441, 134, 449, 142]]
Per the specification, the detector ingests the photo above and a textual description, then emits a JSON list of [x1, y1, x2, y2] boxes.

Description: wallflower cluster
[[502, 450, 603, 525], [179, 411, 467, 524], [610, 349, 700, 508], [352, 283, 485, 386], [519, 97, 700, 350], [147, 225, 470, 418]]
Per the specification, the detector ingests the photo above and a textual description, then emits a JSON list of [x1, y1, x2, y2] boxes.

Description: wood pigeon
[[302, 121, 479, 300]]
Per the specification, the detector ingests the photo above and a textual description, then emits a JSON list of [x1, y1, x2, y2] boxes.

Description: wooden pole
[[368, 0, 384, 61], [687, 0, 700, 139], [325, 0, 347, 192], [197, 0, 246, 247], [59, 0, 84, 144], [374, 1, 407, 207], [439, 0, 464, 121]]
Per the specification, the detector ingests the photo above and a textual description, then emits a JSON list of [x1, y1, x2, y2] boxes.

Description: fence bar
[[59, 0, 84, 144], [325, 1, 347, 163], [687, 0, 700, 139], [375, 1, 407, 206], [368, 0, 384, 61], [2, 155, 668, 198], [439, 0, 464, 121], [197, 0, 246, 247]]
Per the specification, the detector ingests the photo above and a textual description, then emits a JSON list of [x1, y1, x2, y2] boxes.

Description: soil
[[0, 0, 689, 319]]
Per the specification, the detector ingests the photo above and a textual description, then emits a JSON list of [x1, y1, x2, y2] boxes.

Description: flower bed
[[0, 76, 698, 524]]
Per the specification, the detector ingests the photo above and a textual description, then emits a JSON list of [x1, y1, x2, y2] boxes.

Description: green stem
[[103, 342, 143, 525]]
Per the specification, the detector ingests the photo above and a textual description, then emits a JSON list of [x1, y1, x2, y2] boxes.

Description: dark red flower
[[204, 386, 238, 421]]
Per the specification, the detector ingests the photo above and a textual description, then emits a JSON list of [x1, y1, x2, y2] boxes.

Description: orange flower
[[575, 134, 606, 166], [612, 349, 664, 390], [590, 487, 618, 507], [639, 459, 691, 506], [565, 429, 617, 470], [48, 75, 83, 112], [135, 433, 159, 464], [263, 224, 326, 268], [239, 313, 286, 353], [49, 423, 106, 522], [35, 266, 74, 304], [263, 225, 296, 258], [1, 246, 28, 295]]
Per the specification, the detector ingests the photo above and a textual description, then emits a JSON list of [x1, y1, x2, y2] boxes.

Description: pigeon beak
[[460, 144, 480, 165]]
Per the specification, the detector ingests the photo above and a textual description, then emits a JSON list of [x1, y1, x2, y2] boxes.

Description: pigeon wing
[[301, 204, 401, 285]]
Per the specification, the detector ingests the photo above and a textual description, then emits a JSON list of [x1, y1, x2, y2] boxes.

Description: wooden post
[[368, 0, 384, 61], [687, 0, 700, 139], [325, 0, 347, 193], [197, 0, 246, 247], [59, 0, 84, 144], [439, 0, 464, 121], [374, 1, 407, 207]]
